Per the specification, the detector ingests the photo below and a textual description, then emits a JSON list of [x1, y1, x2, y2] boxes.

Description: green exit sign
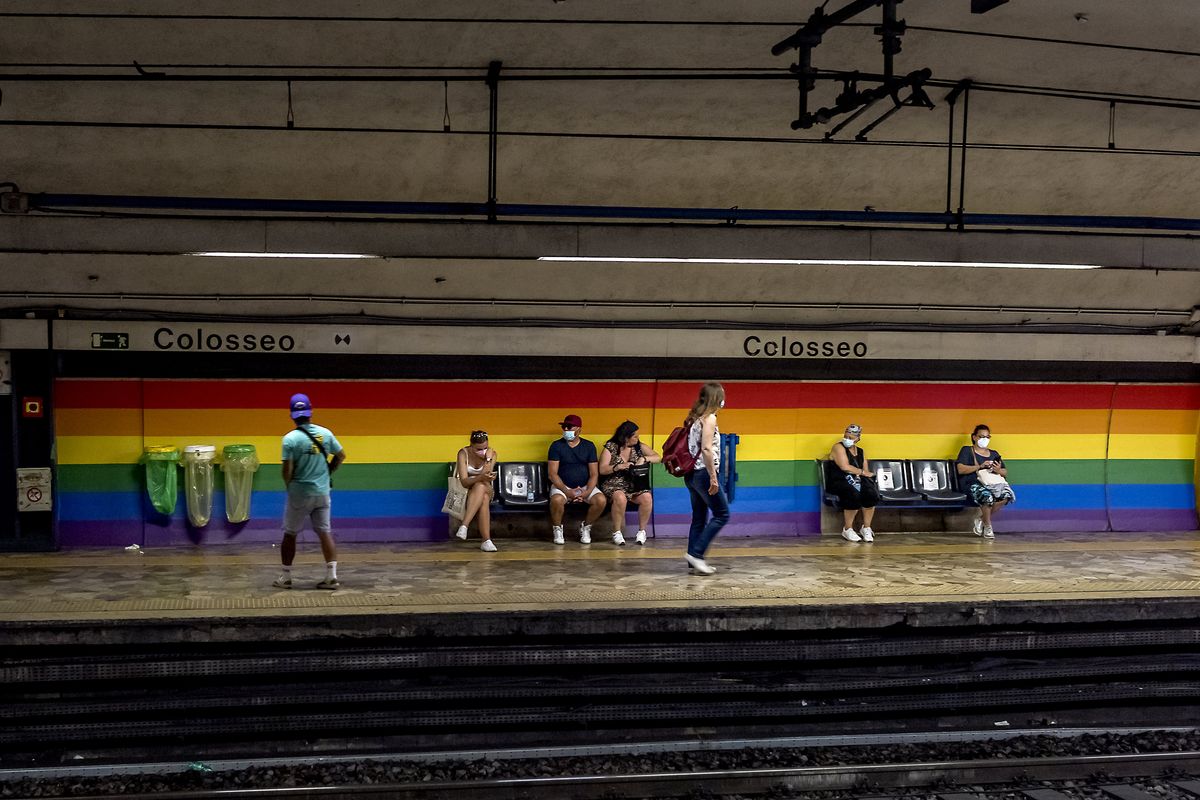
[[91, 332, 129, 350]]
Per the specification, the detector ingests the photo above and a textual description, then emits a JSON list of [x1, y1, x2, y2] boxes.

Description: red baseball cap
[[559, 414, 583, 428]]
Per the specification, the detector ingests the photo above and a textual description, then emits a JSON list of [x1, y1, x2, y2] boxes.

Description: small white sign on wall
[[17, 467, 52, 512], [0, 351, 10, 395]]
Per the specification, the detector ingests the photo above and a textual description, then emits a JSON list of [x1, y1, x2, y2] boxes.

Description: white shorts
[[550, 486, 603, 501], [282, 493, 332, 535]]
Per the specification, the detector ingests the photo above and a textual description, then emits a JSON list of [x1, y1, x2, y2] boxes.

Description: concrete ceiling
[[1, 1, 1199, 217], [0, 2, 1197, 336]]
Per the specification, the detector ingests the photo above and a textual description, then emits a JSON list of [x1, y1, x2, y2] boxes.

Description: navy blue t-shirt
[[548, 438, 598, 487], [956, 446, 1002, 492]]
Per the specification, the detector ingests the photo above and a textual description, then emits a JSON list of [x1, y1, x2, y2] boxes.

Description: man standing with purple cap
[[547, 413, 604, 545], [274, 392, 346, 590]]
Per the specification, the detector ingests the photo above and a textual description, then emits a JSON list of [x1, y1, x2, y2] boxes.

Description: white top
[[687, 415, 720, 472], [462, 449, 493, 475]]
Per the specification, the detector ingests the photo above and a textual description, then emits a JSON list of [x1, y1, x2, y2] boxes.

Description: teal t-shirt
[[282, 424, 343, 496]]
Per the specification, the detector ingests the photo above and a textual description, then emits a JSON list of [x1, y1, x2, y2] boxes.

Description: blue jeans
[[687, 468, 730, 558]]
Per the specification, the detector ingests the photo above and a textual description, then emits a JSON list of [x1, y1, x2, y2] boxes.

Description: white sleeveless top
[[462, 449, 493, 475], [687, 416, 720, 471]]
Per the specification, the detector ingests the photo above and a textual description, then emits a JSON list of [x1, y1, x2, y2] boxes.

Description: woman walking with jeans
[[684, 382, 730, 576]]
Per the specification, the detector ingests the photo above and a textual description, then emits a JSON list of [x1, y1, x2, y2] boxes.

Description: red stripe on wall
[[654, 382, 1119, 409], [139, 381, 660, 409], [1112, 384, 1200, 410], [61, 380, 1189, 411], [55, 379, 142, 408]]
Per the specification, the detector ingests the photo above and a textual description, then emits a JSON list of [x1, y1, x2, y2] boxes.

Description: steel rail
[[23, 750, 1200, 800]]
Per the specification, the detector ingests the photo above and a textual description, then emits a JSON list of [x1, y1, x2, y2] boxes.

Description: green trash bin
[[182, 445, 216, 527], [220, 444, 260, 523], [140, 446, 180, 516]]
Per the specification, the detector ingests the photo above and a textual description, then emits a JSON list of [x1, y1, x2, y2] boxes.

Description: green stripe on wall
[[57, 462, 452, 493], [56, 458, 1196, 494], [1105, 459, 1195, 485]]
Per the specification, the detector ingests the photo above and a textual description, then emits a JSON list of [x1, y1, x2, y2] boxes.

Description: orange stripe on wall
[[1109, 409, 1200, 435], [54, 408, 143, 436]]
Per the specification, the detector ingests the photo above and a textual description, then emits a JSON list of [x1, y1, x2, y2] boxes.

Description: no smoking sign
[[17, 468, 51, 512]]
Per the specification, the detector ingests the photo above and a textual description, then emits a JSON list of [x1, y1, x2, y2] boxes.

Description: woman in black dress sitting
[[828, 423, 879, 543]]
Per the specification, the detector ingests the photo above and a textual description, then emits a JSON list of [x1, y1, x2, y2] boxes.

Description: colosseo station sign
[[5, 319, 1194, 364]]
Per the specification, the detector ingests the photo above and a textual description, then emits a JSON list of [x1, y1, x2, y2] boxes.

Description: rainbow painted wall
[[55, 379, 1200, 546]]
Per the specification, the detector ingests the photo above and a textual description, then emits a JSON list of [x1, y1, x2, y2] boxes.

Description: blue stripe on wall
[[56, 481, 1192, 524], [58, 489, 447, 521], [1108, 483, 1197, 510]]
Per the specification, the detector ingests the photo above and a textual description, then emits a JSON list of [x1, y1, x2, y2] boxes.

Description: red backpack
[[661, 420, 697, 477]]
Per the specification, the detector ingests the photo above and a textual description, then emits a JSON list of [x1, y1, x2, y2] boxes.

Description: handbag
[[628, 463, 651, 493], [441, 464, 468, 518], [973, 451, 1009, 488]]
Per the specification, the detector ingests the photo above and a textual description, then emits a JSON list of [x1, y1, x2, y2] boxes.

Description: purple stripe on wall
[[143, 516, 448, 547], [1109, 508, 1200, 532], [58, 517, 451, 548], [994, 508, 1112, 533]]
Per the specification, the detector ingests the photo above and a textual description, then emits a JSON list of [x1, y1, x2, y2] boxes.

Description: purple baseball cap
[[289, 393, 313, 419]]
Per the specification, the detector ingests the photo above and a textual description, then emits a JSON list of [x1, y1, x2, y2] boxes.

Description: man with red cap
[[547, 413, 604, 545], [274, 393, 346, 590]]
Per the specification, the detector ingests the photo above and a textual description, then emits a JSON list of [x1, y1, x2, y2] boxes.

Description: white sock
[[279, 566, 292, 580], [326, 561, 337, 580]]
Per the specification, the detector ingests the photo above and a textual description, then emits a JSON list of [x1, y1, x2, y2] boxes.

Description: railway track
[[7, 746, 1200, 799]]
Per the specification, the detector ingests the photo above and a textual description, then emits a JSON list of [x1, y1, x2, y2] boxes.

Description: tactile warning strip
[[2, 578, 1200, 616]]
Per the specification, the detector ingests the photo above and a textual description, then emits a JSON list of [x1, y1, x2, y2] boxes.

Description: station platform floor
[[2, 530, 1199, 628]]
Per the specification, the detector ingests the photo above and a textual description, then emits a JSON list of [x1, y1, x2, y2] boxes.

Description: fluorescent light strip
[[537, 256, 1102, 270], [187, 252, 380, 259]]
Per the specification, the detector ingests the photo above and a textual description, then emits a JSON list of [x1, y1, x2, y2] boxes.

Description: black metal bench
[[819, 458, 969, 511]]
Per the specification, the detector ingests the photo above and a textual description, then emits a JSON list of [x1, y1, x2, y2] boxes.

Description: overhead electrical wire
[[0, 12, 1198, 60]]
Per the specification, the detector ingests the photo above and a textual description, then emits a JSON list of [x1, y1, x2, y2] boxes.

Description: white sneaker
[[480, 539, 497, 552], [973, 516, 984, 537], [685, 553, 716, 575], [579, 524, 592, 544], [552, 526, 565, 545], [841, 528, 862, 542], [455, 525, 468, 540], [611, 531, 626, 546], [635, 530, 647, 545], [983, 524, 995, 539], [860, 526, 874, 542]]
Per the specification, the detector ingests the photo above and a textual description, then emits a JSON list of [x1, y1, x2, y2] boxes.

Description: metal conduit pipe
[[26, 193, 1200, 232]]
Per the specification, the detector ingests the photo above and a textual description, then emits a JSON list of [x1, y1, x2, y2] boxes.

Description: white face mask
[[976, 436, 990, 448], [473, 447, 488, 456], [562, 430, 576, 441], [842, 437, 857, 448]]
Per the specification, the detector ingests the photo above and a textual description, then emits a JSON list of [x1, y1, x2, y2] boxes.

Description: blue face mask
[[562, 430, 577, 441]]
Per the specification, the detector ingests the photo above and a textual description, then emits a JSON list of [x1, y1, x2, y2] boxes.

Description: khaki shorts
[[550, 486, 603, 501], [282, 493, 332, 535]]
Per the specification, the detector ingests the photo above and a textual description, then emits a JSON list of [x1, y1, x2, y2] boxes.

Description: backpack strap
[[296, 425, 331, 473]]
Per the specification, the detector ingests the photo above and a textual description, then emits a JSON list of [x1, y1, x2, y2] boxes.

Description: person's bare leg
[[635, 493, 652, 531], [585, 492, 607, 524], [462, 483, 486, 527], [842, 509, 857, 531], [862, 506, 876, 527], [610, 491, 628, 531], [550, 494, 566, 525], [478, 496, 491, 542], [280, 533, 296, 566], [316, 531, 337, 564]]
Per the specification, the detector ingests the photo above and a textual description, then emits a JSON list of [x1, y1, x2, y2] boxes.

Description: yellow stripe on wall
[[58, 436, 148, 465], [1108, 433, 1198, 460]]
